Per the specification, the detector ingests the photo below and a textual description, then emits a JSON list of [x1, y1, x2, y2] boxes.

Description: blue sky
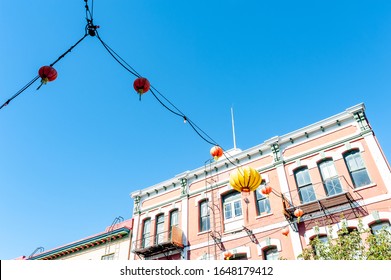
[[1, 0, 391, 260]]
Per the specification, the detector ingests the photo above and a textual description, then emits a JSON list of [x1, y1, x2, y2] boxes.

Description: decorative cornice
[[27, 227, 131, 260], [130, 104, 365, 201]]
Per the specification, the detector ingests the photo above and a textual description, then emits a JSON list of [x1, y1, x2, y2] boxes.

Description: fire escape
[[132, 226, 184, 259], [204, 159, 225, 259], [282, 176, 367, 231]]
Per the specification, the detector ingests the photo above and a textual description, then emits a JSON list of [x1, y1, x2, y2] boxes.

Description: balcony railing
[[132, 226, 184, 258], [282, 176, 365, 224]]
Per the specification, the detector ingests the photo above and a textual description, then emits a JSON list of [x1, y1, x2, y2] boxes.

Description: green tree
[[299, 220, 391, 260]]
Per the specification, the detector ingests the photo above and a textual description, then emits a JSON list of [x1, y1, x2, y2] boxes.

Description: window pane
[[200, 216, 210, 232], [345, 151, 365, 172], [324, 178, 343, 196], [295, 168, 311, 187], [142, 219, 151, 248], [224, 203, 232, 219], [319, 160, 338, 179], [101, 254, 114, 260], [264, 247, 279, 260], [156, 215, 165, 244], [351, 169, 371, 187], [170, 210, 178, 227], [255, 190, 271, 214], [371, 222, 391, 235], [201, 201, 208, 216], [257, 198, 271, 214], [299, 185, 316, 203], [200, 201, 210, 232], [234, 200, 242, 217]]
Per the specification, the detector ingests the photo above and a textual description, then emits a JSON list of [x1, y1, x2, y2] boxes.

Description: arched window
[[294, 167, 316, 203], [222, 191, 243, 232], [370, 220, 391, 235], [155, 214, 165, 245], [199, 200, 210, 232], [142, 218, 151, 248], [343, 149, 371, 188], [169, 209, 179, 239], [222, 191, 242, 220], [263, 246, 279, 260], [311, 235, 329, 257], [318, 159, 342, 196]]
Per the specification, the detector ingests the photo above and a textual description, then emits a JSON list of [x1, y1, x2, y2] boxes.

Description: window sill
[[197, 230, 211, 236], [353, 183, 377, 192], [256, 213, 273, 219]]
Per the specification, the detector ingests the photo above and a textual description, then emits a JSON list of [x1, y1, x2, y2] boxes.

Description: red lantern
[[37, 66, 57, 89], [210, 146, 223, 161], [224, 252, 233, 260], [294, 208, 304, 223], [133, 77, 150, 100], [261, 185, 272, 197], [281, 227, 289, 237]]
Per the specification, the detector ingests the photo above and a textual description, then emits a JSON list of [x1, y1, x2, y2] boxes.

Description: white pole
[[231, 107, 237, 150]]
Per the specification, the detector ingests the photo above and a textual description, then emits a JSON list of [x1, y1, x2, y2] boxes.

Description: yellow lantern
[[229, 166, 262, 194]]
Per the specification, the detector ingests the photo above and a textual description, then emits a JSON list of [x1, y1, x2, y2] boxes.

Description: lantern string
[[0, 76, 40, 110], [95, 33, 141, 78], [149, 88, 183, 118], [0, 34, 88, 110], [50, 34, 88, 67], [1, 0, 248, 170], [95, 32, 225, 148]]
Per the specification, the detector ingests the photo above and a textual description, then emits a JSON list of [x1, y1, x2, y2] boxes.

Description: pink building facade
[[130, 103, 391, 260]]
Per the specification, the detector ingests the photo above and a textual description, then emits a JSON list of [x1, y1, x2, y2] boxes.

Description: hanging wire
[[94, 31, 234, 152], [0, 34, 88, 110], [1, 0, 243, 169], [95, 33, 141, 78], [0, 76, 39, 110]]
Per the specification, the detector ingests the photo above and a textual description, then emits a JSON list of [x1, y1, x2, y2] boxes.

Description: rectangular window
[[344, 150, 371, 188], [295, 167, 316, 203], [318, 159, 343, 196], [199, 200, 210, 232]]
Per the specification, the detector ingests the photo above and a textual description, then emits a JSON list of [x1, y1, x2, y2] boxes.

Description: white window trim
[[222, 246, 251, 260], [257, 238, 282, 256]]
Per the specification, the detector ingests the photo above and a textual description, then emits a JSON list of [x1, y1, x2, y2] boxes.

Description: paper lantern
[[261, 185, 272, 197], [210, 146, 223, 161], [294, 208, 304, 223], [133, 77, 150, 99], [229, 166, 262, 194], [37, 66, 57, 89]]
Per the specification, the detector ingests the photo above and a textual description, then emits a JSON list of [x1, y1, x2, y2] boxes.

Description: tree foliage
[[299, 220, 391, 260]]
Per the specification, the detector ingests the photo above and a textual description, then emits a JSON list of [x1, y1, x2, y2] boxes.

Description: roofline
[[27, 226, 131, 260], [130, 103, 365, 198]]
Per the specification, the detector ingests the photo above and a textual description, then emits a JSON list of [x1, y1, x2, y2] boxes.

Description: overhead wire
[[1, 0, 242, 168], [0, 33, 88, 110]]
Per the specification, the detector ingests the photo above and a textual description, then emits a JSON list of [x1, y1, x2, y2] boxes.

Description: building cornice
[[130, 103, 367, 202], [27, 227, 131, 260]]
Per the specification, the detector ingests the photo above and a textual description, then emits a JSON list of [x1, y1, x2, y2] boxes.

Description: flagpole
[[231, 107, 237, 150]]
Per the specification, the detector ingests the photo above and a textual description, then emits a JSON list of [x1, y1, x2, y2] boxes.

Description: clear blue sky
[[1, 0, 391, 260]]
